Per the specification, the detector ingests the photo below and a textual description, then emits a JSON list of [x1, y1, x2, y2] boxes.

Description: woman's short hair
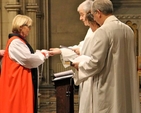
[[77, 0, 93, 13], [12, 14, 32, 33], [86, 12, 100, 26], [86, 12, 94, 22]]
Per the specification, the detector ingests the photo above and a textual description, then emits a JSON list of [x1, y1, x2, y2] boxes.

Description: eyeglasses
[[22, 24, 31, 28]]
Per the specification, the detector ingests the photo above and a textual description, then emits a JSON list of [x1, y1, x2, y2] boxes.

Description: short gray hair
[[77, 0, 93, 13], [91, 0, 113, 15]]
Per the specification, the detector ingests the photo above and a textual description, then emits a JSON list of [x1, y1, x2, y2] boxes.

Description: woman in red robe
[[0, 14, 48, 113]]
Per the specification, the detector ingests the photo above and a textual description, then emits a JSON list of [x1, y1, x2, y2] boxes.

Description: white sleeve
[[9, 39, 46, 69], [59, 28, 93, 68], [60, 48, 78, 68]]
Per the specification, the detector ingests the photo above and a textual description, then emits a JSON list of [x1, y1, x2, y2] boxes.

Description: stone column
[[4, 1, 20, 32], [36, 0, 50, 86], [2, 0, 21, 48], [42, 0, 50, 85], [25, 0, 38, 49]]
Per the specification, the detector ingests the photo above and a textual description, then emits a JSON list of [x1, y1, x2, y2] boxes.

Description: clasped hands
[[0, 48, 80, 69]]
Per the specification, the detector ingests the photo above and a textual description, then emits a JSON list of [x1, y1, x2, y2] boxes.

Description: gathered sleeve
[[60, 48, 78, 68], [9, 39, 46, 69]]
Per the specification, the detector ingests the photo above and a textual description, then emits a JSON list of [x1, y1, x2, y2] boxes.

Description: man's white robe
[[73, 16, 141, 113]]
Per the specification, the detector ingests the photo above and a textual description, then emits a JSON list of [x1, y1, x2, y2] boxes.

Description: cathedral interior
[[0, 0, 141, 112]]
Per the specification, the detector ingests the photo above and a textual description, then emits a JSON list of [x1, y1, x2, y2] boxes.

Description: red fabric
[[0, 37, 34, 113]]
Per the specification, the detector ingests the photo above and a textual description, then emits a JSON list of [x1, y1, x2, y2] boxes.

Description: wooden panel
[[54, 78, 74, 113]]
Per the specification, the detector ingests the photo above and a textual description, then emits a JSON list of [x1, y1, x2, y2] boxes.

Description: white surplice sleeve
[[60, 28, 93, 68], [60, 48, 78, 68], [9, 38, 46, 69]]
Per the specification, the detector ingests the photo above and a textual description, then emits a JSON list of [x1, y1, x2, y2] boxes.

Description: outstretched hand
[[48, 48, 61, 56]]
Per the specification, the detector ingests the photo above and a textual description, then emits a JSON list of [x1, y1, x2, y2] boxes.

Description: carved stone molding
[[112, 1, 141, 7], [5, 2, 21, 12], [36, 12, 44, 18], [26, 3, 38, 12], [116, 14, 141, 19]]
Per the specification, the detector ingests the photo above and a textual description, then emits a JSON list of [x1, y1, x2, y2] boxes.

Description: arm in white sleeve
[[60, 48, 78, 68], [59, 28, 93, 68], [69, 40, 84, 50], [9, 39, 46, 69]]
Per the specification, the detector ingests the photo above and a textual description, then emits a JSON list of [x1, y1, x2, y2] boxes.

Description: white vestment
[[73, 15, 141, 113], [74, 31, 96, 113], [60, 28, 94, 113], [60, 28, 93, 68]]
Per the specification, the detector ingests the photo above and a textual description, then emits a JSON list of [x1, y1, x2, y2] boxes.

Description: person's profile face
[[78, 8, 89, 26], [20, 24, 31, 37]]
